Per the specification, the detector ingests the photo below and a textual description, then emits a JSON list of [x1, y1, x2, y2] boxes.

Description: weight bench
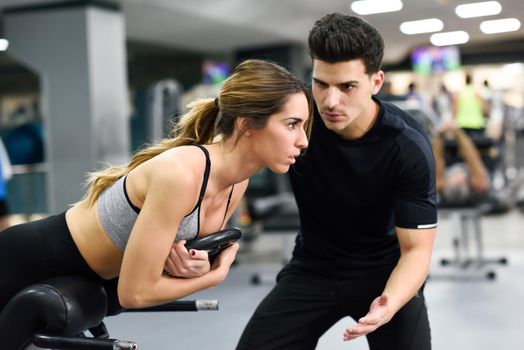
[[0, 276, 218, 349], [432, 202, 508, 281]]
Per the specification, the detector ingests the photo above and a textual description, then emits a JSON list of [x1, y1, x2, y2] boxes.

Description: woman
[[0, 59, 312, 311]]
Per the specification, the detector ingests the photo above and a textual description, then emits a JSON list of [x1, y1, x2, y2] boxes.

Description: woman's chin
[[268, 164, 290, 174]]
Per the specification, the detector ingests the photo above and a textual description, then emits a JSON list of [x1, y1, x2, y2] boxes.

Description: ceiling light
[[455, 1, 501, 18], [400, 18, 444, 34], [480, 18, 521, 34], [351, 0, 403, 15], [502, 63, 524, 74], [0, 39, 8, 51], [430, 31, 470, 46]]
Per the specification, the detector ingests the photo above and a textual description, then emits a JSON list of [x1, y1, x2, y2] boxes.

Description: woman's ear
[[236, 116, 252, 136]]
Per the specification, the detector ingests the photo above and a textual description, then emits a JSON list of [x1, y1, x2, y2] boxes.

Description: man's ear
[[371, 70, 385, 95]]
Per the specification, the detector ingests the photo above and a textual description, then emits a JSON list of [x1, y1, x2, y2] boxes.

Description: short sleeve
[[394, 130, 438, 229]]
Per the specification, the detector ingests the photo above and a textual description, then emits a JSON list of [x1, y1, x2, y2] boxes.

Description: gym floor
[[95, 209, 524, 350]]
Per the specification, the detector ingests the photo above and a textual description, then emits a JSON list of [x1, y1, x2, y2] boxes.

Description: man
[[237, 13, 437, 350]]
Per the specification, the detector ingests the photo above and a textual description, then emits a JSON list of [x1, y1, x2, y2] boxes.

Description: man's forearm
[[382, 248, 432, 316]]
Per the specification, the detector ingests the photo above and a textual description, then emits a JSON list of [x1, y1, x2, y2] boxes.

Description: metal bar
[[124, 299, 218, 312], [33, 333, 138, 350]]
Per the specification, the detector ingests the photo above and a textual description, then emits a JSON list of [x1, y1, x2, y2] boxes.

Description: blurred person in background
[[453, 73, 490, 138], [433, 120, 490, 207], [0, 137, 12, 231], [433, 83, 453, 124], [406, 81, 426, 105]]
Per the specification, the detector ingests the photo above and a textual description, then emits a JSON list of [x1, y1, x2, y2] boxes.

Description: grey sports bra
[[97, 145, 234, 252]]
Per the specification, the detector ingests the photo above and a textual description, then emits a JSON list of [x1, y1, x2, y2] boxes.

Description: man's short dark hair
[[308, 13, 384, 74]]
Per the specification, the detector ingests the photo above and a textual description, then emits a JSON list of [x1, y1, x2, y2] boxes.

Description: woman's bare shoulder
[[147, 145, 208, 184]]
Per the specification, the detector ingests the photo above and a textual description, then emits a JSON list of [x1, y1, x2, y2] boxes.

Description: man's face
[[311, 59, 383, 139]]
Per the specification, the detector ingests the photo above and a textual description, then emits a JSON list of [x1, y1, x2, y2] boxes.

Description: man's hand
[[343, 294, 392, 341], [164, 240, 210, 278]]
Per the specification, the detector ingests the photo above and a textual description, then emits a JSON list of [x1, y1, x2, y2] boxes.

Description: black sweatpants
[[0, 212, 118, 313], [236, 265, 431, 350]]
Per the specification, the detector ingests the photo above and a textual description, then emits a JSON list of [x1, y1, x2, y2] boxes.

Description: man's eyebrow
[[312, 77, 358, 85]]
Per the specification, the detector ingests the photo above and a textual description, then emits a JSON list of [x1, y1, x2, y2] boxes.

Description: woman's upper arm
[[118, 160, 198, 297]]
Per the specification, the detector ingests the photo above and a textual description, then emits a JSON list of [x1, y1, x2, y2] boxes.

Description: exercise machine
[[432, 203, 508, 281], [0, 229, 242, 349], [0, 275, 218, 349]]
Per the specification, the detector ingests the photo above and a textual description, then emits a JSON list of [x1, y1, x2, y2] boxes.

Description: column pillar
[[4, 0, 130, 213]]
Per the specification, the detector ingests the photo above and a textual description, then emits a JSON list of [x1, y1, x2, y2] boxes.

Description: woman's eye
[[288, 122, 297, 130]]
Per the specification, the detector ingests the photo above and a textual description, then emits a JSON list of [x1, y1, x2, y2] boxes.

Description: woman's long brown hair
[[81, 59, 313, 207]]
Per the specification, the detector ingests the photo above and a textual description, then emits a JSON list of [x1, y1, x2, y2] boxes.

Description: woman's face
[[249, 93, 309, 174]]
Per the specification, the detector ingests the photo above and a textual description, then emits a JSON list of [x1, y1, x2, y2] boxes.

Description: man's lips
[[322, 111, 343, 121]]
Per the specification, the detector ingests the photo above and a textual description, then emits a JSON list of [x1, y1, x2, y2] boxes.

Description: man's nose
[[324, 87, 340, 109]]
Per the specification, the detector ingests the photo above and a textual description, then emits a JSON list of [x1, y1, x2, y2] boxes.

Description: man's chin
[[323, 120, 345, 131]]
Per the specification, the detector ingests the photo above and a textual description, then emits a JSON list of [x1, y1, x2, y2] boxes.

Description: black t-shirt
[[289, 98, 437, 278]]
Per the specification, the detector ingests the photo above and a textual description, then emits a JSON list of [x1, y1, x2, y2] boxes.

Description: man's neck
[[341, 99, 380, 140]]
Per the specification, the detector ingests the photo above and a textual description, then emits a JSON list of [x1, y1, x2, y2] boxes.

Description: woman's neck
[[206, 140, 262, 189]]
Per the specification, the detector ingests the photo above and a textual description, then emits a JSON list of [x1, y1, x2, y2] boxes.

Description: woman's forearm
[[118, 268, 223, 308]]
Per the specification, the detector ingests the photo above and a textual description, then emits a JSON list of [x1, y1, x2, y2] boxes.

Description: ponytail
[[81, 98, 219, 207]]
